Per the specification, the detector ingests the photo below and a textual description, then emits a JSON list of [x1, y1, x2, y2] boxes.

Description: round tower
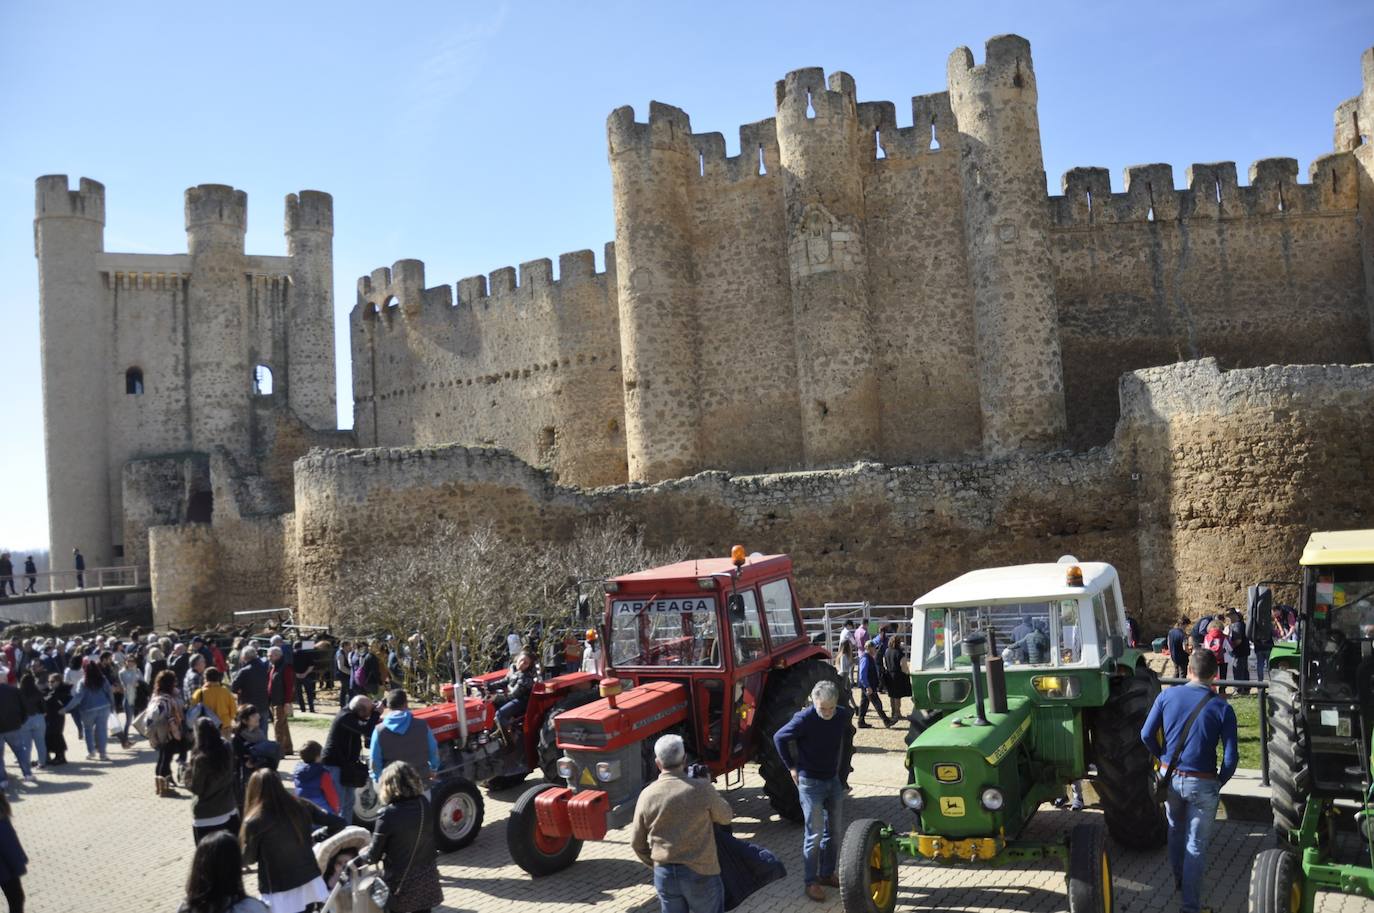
[[607, 102, 702, 482], [35, 176, 110, 623], [184, 184, 252, 462], [775, 68, 880, 465], [947, 35, 1066, 454], [285, 191, 337, 430]]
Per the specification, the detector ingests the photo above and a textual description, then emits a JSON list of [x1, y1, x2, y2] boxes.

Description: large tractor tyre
[[352, 778, 382, 830], [755, 658, 854, 822], [838, 818, 898, 913], [538, 688, 602, 782], [484, 772, 529, 792], [507, 783, 583, 876], [432, 776, 484, 852], [1267, 667, 1310, 846], [1248, 848, 1303, 913], [1091, 667, 1167, 850], [1066, 822, 1114, 913]]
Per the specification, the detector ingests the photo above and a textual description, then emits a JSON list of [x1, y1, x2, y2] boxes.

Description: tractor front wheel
[[1248, 848, 1304, 913], [1091, 667, 1167, 850], [538, 689, 601, 782], [1066, 822, 1113, 913], [432, 776, 484, 851], [1267, 667, 1310, 846], [352, 778, 382, 829], [755, 658, 853, 822], [506, 783, 583, 876], [838, 818, 897, 913]]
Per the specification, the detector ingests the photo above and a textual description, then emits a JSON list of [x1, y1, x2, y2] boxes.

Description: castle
[[35, 36, 1374, 630]]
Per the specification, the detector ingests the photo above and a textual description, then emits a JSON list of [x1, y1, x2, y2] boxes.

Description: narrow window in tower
[[1086, 190, 1094, 216], [125, 367, 144, 396], [1332, 169, 1339, 195], [806, 90, 816, 120], [699, 151, 705, 177], [1277, 184, 1286, 213], [875, 130, 885, 160], [1213, 179, 1222, 205], [253, 364, 274, 397], [929, 117, 940, 150], [758, 144, 767, 175], [1146, 182, 1155, 221]]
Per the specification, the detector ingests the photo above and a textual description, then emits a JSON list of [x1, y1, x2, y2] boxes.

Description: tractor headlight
[[900, 787, 925, 810], [1031, 675, 1081, 699], [595, 760, 621, 783], [980, 787, 1005, 811], [556, 757, 577, 781]]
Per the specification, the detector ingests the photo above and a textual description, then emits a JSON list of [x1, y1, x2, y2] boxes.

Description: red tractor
[[352, 668, 603, 851], [505, 548, 848, 875]]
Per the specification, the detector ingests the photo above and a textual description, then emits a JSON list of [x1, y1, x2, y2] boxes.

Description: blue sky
[[1, 0, 1371, 549]]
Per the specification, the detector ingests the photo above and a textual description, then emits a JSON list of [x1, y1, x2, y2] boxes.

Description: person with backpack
[[192, 668, 238, 738], [187, 717, 239, 844], [291, 740, 340, 815], [1225, 609, 1251, 693], [1248, 596, 1275, 684], [147, 668, 187, 796], [1139, 650, 1239, 913]]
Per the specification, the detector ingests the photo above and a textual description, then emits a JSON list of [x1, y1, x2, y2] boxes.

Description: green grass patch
[[1228, 693, 1263, 770]]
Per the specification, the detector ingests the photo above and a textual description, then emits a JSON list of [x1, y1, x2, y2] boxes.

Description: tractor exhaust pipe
[[986, 655, 1008, 716], [963, 633, 992, 726]]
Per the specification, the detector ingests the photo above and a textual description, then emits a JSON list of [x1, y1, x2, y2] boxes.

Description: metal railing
[[0, 565, 143, 596], [800, 602, 915, 650]]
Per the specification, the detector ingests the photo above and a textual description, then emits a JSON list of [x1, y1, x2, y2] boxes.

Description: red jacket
[[266, 660, 296, 705], [210, 645, 227, 673]]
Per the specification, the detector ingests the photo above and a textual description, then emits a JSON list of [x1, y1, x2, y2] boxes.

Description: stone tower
[[35, 176, 110, 611], [608, 102, 703, 482], [286, 191, 337, 429], [775, 68, 881, 463], [35, 178, 339, 624], [948, 35, 1067, 453], [185, 185, 253, 461]]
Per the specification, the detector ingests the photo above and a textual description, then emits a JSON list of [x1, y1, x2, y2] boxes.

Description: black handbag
[[1154, 689, 1216, 804]]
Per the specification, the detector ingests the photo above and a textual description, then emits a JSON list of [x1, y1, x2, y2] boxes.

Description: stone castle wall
[[289, 359, 1374, 634], [351, 37, 1374, 488]]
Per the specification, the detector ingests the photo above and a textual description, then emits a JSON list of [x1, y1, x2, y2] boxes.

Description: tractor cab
[[598, 549, 813, 775], [1292, 530, 1374, 796]]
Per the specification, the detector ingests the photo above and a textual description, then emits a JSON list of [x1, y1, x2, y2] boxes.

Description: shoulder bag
[[360, 799, 426, 910], [1153, 689, 1216, 804]]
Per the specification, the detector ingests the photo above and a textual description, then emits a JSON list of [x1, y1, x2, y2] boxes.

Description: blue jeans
[[798, 775, 845, 885], [497, 697, 527, 727], [1166, 776, 1222, 913], [326, 765, 356, 823], [79, 706, 109, 756], [22, 715, 44, 769], [1254, 650, 1269, 683], [0, 728, 30, 782], [653, 863, 724, 913]]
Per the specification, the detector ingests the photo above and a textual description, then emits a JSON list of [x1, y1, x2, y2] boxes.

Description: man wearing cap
[[581, 629, 602, 675]]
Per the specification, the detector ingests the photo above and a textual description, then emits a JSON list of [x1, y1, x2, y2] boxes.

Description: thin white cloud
[[401, 4, 511, 126]]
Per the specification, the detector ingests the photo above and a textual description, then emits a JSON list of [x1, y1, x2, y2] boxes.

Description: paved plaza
[[9, 706, 1372, 913]]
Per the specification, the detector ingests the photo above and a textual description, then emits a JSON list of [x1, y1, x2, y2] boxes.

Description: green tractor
[[839, 559, 1165, 913], [1249, 529, 1374, 912]]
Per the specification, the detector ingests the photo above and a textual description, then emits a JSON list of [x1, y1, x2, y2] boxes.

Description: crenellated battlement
[[355, 259, 449, 324], [688, 119, 782, 183], [1050, 153, 1359, 227], [856, 91, 955, 162], [185, 184, 248, 233], [948, 34, 1037, 104], [607, 101, 693, 157], [285, 190, 333, 235], [35, 175, 105, 223], [774, 68, 858, 122]]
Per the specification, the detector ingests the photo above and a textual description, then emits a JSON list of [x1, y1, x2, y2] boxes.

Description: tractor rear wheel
[[755, 658, 853, 822], [838, 818, 897, 913], [506, 783, 583, 876], [538, 688, 601, 782], [1248, 848, 1303, 913], [1267, 667, 1310, 846], [1066, 822, 1113, 913], [1091, 667, 1167, 850], [432, 776, 484, 851]]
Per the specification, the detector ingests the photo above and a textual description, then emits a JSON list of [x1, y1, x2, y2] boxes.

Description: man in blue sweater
[[856, 642, 890, 728], [1140, 650, 1238, 913], [773, 680, 854, 902]]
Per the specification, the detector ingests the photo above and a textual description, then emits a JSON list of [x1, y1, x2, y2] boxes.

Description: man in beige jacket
[[631, 734, 733, 913]]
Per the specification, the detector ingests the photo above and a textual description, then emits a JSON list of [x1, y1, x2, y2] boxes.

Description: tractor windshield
[[609, 595, 722, 668], [918, 600, 1086, 671]]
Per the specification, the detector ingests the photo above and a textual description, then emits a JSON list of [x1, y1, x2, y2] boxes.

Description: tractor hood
[[555, 680, 689, 752], [908, 696, 1035, 839]]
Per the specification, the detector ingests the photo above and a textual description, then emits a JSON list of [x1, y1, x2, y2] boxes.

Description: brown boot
[[154, 776, 164, 796]]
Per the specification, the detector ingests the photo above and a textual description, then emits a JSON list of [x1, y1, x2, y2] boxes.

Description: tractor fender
[[772, 642, 832, 670]]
